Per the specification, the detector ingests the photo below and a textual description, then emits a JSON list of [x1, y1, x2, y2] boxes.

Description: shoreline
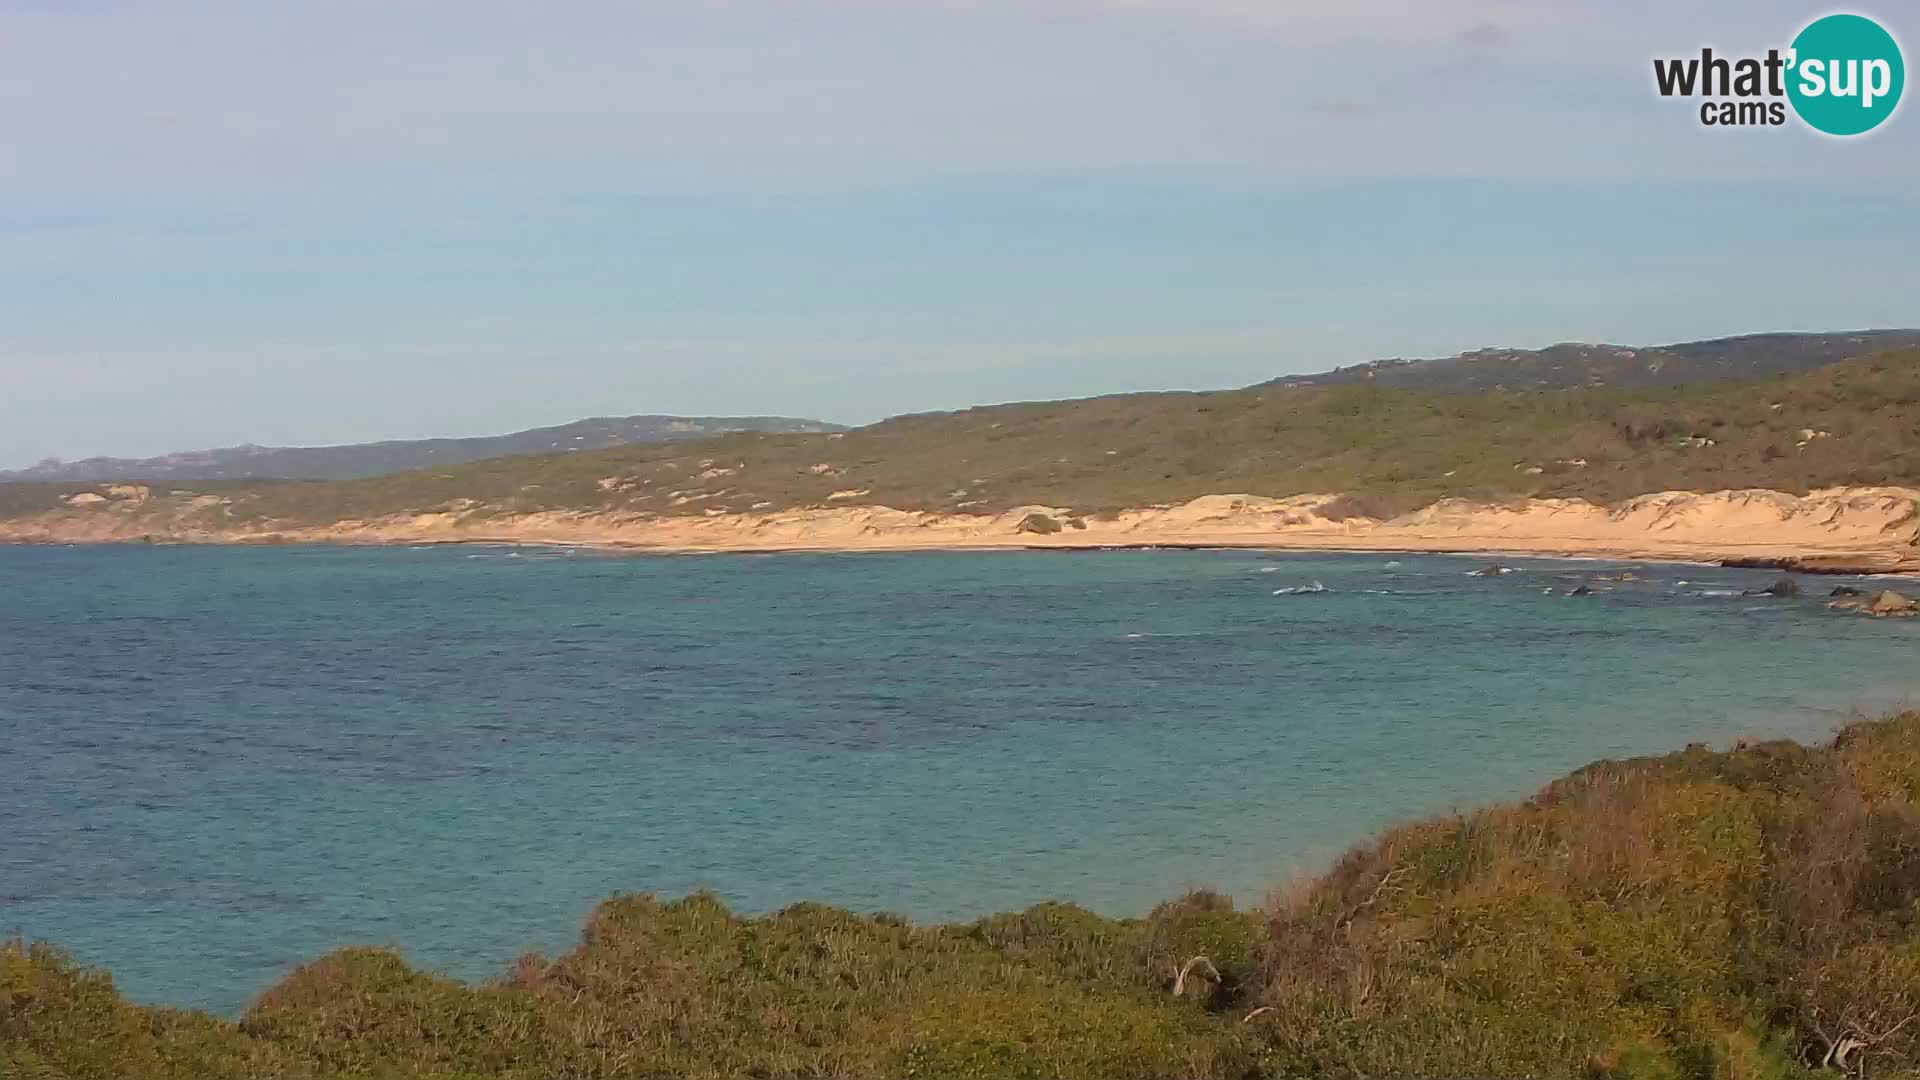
[[0, 529, 1883, 571], [3, 486, 1918, 574], [4, 530, 1911, 570], [394, 536, 1905, 576]]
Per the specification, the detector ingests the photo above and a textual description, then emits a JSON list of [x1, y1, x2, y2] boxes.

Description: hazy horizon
[[3, 0, 1914, 467]]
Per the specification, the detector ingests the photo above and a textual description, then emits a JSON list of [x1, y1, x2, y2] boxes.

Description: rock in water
[[1747, 576, 1800, 598], [1869, 590, 1914, 615], [1831, 585, 1866, 597], [1828, 589, 1917, 616]]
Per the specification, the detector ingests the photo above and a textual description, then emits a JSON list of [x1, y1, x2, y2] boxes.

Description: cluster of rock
[[1012, 511, 1088, 535], [1827, 585, 1919, 617], [63, 484, 152, 507]]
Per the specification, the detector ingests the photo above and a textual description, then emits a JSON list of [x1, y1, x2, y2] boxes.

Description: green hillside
[[1275, 330, 1920, 394], [9, 713, 1920, 1079], [4, 348, 1919, 528]]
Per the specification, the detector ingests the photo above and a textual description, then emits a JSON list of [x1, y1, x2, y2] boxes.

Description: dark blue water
[[3, 544, 1916, 1013]]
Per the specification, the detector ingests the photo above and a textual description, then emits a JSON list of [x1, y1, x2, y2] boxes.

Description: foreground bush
[[7, 714, 1920, 1078], [1247, 715, 1920, 1079]]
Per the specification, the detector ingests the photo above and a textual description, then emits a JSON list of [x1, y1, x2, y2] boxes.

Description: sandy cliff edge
[[2, 486, 1918, 572]]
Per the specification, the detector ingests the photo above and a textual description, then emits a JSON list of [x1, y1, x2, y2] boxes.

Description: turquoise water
[[3, 544, 1917, 1014]]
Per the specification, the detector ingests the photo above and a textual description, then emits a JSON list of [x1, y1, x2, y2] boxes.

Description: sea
[[2, 543, 1916, 1013]]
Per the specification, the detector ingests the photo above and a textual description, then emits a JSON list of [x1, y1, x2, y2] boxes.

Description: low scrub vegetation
[[5, 350, 1919, 529], [8, 713, 1920, 1077]]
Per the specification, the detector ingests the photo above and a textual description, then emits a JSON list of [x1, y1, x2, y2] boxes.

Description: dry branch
[[1172, 955, 1221, 997]]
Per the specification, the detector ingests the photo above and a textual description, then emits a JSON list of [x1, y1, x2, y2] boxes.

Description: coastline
[[4, 485, 1918, 574]]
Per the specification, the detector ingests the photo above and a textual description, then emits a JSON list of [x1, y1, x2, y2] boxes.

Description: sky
[[1, 0, 1915, 466]]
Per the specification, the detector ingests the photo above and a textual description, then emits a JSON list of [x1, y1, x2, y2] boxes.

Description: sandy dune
[[4, 486, 1919, 572]]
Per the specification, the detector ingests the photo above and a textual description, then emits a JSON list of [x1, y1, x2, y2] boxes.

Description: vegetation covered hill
[[12, 331, 1908, 492], [5, 330, 1912, 503], [8, 713, 1920, 1078], [0, 415, 846, 484], [6, 347, 1917, 529], [1272, 330, 1920, 394]]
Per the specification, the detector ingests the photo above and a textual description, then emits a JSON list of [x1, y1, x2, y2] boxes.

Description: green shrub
[[0, 940, 273, 1079]]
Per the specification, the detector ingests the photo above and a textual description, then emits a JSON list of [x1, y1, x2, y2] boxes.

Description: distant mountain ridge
[[10, 330, 1916, 485], [3, 415, 847, 483], [1269, 330, 1920, 394]]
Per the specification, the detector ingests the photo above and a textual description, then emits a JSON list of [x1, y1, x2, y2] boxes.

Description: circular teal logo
[[1787, 14, 1904, 135]]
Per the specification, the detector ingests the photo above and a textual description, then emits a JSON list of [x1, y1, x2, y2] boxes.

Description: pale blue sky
[[1, 0, 1914, 466]]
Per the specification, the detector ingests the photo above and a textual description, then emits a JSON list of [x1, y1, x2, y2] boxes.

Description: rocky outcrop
[[1724, 553, 1920, 575], [1829, 589, 1919, 617]]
